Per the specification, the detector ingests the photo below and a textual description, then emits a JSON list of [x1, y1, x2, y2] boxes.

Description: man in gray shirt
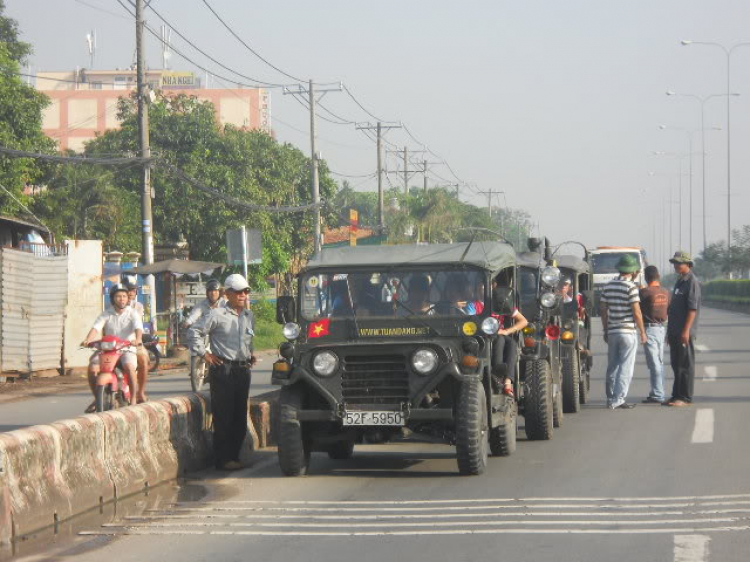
[[665, 251, 701, 407], [189, 274, 257, 470]]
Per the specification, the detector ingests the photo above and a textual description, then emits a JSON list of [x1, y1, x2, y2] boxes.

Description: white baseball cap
[[224, 273, 250, 292]]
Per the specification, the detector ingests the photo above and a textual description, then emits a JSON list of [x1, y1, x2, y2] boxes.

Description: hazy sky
[[8, 0, 750, 268]]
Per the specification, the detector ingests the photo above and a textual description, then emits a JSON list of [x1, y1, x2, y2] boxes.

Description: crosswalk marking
[[695, 344, 710, 352], [79, 494, 750, 538], [691, 409, 715, 444]]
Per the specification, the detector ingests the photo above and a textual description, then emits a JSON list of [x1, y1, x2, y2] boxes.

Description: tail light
[[546, 325, 561, 340], [523, 336, 537, 348]]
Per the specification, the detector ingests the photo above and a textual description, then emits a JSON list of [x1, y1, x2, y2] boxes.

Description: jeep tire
[[523, 359, 554, 440], [278, 385, 311, 476], [455, 378, 489, 475], [562, 352, 581, 413], [489, 395, 517, 457]]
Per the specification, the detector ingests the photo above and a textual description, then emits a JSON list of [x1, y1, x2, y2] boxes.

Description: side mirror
[[276, 296, 296, 324]]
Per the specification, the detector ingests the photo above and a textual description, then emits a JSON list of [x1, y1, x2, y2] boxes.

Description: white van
[[589, 247, 647, 315]]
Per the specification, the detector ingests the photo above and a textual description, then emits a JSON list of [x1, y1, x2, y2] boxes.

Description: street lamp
[[666, 90, 737, 253], [648, 171, 678, 269], [657, 122, 722, 255], [652, 152, 695, 250], [681, 39, 750, 276]]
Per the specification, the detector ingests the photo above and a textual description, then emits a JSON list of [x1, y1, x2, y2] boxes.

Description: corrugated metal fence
[[0, 249, 68, 373]]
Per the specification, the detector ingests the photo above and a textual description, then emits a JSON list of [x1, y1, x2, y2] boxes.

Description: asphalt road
[[12, 307, 750, 562], [0, 352, 277, 433]]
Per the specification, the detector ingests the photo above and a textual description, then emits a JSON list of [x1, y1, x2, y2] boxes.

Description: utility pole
[[356, 121, 402, 232], [135, 0, 156, 324], [386, 146, 423, 196], [477, 189, 505, 220], [283, 81, 342, 254], [419, 159, 442, 193]]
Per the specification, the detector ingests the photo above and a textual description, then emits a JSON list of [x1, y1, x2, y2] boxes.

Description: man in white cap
[[188, 274, 257, 471]]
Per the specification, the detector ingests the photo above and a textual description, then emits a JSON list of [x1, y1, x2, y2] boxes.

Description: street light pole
[[682, 39, 750, 275], [666, 91, 734, 253]]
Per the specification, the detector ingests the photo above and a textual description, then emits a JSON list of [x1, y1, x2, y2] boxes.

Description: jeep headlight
[[481, 316, 500, 335], [541, 266, 561, 287], [283, 322, 301, 340], [312, 350, 338, 377], [412, 348, 438, 375], [540, 292, 558, 308]]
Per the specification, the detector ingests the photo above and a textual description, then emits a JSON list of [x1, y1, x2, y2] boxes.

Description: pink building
[[36, 69, 270, 152]]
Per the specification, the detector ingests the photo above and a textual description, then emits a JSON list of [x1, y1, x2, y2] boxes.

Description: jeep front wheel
[[455, 378, 489, 475], [278, 385, 311, 476], [489, 395, 517, 457], [562, 352, 581, 413], [523, 359, 554, 440]]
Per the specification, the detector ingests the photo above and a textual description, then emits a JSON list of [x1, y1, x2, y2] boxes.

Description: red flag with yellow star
[[308, 318, 331, 338]]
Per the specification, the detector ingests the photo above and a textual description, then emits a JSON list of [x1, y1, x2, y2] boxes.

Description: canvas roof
[[556, 254, 590, 274], [305, 241, 516, 273]]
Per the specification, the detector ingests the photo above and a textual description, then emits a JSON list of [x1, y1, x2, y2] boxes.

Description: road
[[0, 352, 277, 433], [12, 307, 750, 562]]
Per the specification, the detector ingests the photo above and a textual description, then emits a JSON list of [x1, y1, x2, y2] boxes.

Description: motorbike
[[86, 335, 133, 412], [142, 331, 161, 372], [190, 341, 210, 392]]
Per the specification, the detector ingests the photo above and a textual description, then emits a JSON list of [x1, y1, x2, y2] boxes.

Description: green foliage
[[253, 317, 283, 351], [0, 3, 55, 214], [250, 298, 276, 323], [703, 279, 750, 301], [694, 226, 750, 280]]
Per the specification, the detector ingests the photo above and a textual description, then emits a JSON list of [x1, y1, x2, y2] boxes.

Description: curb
[[0, 389, 279, 545]]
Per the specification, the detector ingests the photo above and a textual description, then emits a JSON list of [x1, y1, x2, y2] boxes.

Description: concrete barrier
[[0, 390, 278, 545], [705, 299, 750, 315]]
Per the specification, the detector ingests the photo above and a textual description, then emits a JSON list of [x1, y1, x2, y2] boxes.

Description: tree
[[0, 1, 55, 214]]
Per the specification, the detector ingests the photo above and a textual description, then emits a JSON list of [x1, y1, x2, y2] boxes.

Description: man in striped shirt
[[600, 254, 648, 409]]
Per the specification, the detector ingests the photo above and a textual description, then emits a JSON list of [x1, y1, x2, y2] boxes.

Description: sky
[[8, 0, 750, 270]]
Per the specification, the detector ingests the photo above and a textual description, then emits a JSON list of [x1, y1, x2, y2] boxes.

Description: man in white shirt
[[82, 283, 143, 409], [125, 279, 150, 403]]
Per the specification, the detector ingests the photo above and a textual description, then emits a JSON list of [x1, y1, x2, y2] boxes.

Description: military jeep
[[272, 241, 519, 476], [516, 240, 565, 440], [556, 253, 594, 411]]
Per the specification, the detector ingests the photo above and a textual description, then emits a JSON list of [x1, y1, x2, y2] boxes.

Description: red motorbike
[[86, 335, 134, 412]]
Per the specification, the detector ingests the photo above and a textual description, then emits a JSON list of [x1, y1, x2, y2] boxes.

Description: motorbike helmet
[[121, 273, 138, 291], [109, 283, 130, 306], [206, 279, 221, 293]]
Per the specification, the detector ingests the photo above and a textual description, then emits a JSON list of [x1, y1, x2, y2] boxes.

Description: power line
[[343, 84, 385, 122], [199, 0, 303, 83], [0, 145, 151, 165], [71, 0, 130, 20], [142, 1, 289, 87]]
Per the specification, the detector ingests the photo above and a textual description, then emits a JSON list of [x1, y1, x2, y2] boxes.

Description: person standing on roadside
[[188, 274, 257, 471], [639, 266, 671, 404], [600, 254, 648, 410], [665, 251, 701, 407]]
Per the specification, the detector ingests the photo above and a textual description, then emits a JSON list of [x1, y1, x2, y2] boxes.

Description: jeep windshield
[[300, 269, 486, 321]]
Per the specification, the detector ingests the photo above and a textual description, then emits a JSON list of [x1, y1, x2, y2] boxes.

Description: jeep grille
[[341, 354, 409, 407]]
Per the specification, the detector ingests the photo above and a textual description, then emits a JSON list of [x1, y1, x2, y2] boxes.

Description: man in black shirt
[[665, 251, 701, 406]]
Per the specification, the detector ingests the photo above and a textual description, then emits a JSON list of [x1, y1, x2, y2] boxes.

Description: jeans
[[605, 331, 638, 408], [643, 325, 667, 401]]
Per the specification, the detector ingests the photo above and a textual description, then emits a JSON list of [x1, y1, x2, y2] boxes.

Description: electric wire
[[199, 0, 304, 83]]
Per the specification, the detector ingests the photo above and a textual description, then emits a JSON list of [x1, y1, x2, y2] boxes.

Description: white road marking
[[103, 516, 745, 529], [695, 344, 710, 352], [79, 525, 750, 536], [156, 499, 750, 513], [125, 507, 750, 521], [691, 409, 715, 444], [702, 366, 717, 382], [674, 534, 710, 562], [197, 493, 750, 505]]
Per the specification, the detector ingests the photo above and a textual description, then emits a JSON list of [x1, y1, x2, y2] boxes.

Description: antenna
[[161, 25, 172, 69], [85, 30, 96, 69]]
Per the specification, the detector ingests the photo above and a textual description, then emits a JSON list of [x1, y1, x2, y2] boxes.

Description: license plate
[[343, 411, 405, 426]]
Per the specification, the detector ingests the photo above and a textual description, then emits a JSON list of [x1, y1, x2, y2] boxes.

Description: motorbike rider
[[182, 279, 225, 329], [82, 283, 142, 411], [123, 278, 150, 403]]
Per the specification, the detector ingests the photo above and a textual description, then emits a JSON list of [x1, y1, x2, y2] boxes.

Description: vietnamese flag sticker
[[308, 318, 331, 338]]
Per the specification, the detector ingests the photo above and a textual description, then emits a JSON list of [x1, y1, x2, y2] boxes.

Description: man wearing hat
[[188, 274, 257, 470], [600, 254, 648, 409], [665, 251, 701, 407]]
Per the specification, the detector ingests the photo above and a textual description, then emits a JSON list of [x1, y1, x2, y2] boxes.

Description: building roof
[[0, 215, 49, 232]]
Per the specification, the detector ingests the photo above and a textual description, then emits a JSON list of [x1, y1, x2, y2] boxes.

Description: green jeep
[[272, 241, 520, 476]]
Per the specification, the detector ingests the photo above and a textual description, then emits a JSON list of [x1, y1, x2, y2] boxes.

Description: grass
[[253, 318, 283, 352]]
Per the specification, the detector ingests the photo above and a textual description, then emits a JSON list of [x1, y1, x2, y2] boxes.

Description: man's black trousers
[[209, 363, 251, 467], [668, 336, 695, 403]]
